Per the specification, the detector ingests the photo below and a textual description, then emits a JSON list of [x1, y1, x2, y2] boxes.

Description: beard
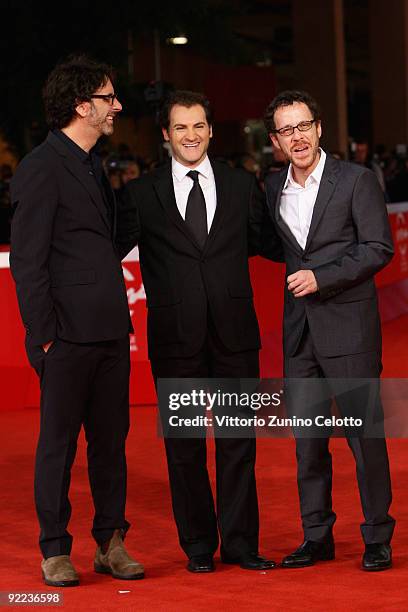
[[288, 142, 320, 169], [100, 121, 114, 136], [89, 105, 114, 136]]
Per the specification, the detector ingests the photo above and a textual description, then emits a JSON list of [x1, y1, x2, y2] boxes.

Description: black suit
[[118, 160, 278, 559], [264, 154, 395, 544], [118, 160, 265, 358], [10, 131, 132, 558]]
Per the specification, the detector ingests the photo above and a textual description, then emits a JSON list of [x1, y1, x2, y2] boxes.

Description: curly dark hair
[[43, 54, 114, 130], [264, 90, 321, 133], [159, 90, 213, 130]]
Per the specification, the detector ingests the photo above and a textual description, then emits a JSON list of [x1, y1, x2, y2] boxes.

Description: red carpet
[[0, 315, 407, 611]]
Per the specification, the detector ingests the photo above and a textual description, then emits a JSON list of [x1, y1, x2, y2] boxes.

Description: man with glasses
[[263, 90, 395, 571], [10, 55, 144, 586]]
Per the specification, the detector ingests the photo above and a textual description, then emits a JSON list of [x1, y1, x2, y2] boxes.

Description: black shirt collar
[[53, 129, 98, 165], [53, 129, 109, 201]]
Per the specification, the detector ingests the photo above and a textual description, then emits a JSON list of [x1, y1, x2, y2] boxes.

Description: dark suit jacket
[[10, 131, 131, 347], [264, 154, 394, 358], [117, 160, 281, 359]]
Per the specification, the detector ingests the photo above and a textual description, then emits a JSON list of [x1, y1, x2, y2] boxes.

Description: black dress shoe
[[187, 554, 214, 573], [221, 552, 276, 570], [362, 543, 392, 572], [282, 540, 335, 568]]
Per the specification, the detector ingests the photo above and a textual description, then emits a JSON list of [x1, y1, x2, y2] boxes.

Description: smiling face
[[87, 78, 122, 137], [270, 101, 322, 182], [162, 104, 212, 168]]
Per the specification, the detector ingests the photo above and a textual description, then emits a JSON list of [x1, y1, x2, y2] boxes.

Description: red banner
[[1, 204, 407, 410]]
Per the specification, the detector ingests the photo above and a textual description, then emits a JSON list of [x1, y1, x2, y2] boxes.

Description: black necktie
[[185, 170, 207, 248]]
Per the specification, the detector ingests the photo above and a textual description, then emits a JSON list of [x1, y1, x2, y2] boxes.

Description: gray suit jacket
[[264, 154, 394, 358]]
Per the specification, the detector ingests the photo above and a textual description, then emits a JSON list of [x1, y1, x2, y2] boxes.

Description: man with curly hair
[[10, 55, 144, 586]]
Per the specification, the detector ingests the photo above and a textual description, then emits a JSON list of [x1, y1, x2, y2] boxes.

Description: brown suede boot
[[94, 530, 144, 580], [41, 555, 79, 587]]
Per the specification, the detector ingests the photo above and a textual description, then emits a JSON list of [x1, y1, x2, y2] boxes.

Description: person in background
[[107, 165, 123, 194], [121, 159, 142, 184], [236, 152, 261, 181], [0, 163, 13, 243], [386, 156, 408, 202], [352, 139, 387, 197]]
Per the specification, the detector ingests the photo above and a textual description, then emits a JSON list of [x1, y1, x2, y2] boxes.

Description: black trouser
[[151, 325, 260, 560], [284, 325, 395, 545], [26, 336, 131, 559]]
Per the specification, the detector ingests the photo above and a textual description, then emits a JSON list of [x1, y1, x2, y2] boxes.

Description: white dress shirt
[[171, 156, 217, 231], [280, 148, 326, 249]]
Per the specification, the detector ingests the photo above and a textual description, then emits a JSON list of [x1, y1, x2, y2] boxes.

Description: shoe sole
[[94, 563, 144, 580], [281, 555, 335, 569], [42, 572, 79, 587], [362, 564, 392, 572], [221, 560, 276, 570], [187, 567, 214, 573]]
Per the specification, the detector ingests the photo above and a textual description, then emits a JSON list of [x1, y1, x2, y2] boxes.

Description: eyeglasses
[[273, 120, 316, 137], [90, 93, 117, 105]]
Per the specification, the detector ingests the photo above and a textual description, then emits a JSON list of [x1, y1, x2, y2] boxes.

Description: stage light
[[167, 36, 188, 45]]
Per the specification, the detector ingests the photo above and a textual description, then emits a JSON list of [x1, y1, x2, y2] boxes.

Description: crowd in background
[[1, 140, 408, 245], [0, 163, 12, 244]]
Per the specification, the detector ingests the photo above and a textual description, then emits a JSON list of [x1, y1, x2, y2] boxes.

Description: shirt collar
[[284, 148, 326, 189], [172, 155, 211, 182], [53, 129, 92, 164]]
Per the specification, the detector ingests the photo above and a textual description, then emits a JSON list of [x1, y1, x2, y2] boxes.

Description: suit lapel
[[46, 132, 111, 231], [153, 160, 230, 252], [153, 164, 201, 248], [304, 155, 340, 251], [101, 172, 116, 237], [206, 160, 230, 251], [65, 156, 111, 230]]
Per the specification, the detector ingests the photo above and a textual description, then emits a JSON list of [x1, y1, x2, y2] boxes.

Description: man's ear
[[317, 121, 322, 139], [270, 133, 281, 150], [162, 128, 170, 142], [209, 125, 213, 139], [75, 100, 91, 118]]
